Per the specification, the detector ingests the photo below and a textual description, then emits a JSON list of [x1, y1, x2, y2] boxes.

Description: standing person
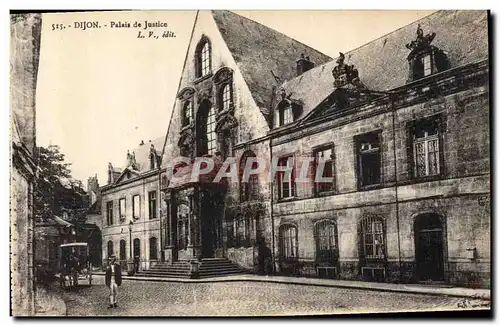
[[105, 255, 122, 308]]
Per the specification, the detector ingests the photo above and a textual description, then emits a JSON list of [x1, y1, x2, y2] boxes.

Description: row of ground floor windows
[[106, 237, 158, 261], [279, 213, 445, 277], [279, 217, 387, 262]]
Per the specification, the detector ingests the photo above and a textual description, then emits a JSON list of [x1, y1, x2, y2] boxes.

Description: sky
[[36, 10, 436, 188]]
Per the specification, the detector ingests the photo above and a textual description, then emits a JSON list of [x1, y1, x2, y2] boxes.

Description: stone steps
[[135, 258, 248, 279]]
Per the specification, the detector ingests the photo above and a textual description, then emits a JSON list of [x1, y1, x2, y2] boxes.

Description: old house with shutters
[[137, 10, 488, 287], [100, 138, 163, 270]]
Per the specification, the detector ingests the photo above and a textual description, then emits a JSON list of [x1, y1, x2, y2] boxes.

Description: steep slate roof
[[211, 10, 332, 114], [278, 10, 489, 120]]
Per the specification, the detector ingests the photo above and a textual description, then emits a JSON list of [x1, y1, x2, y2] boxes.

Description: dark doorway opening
[[414, 213, 445, 282], [201, 193, 215, 258]]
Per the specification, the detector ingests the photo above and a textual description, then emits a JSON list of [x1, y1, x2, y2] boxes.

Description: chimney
[[296, 53, 315, 76]]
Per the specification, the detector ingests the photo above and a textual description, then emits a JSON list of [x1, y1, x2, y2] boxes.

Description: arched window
[[107, 240, 114, 259], [119, 240, 126, 261], [314, 220, 338, 264], [196, 39, 211, 78], [182, 101, 193, 127], [133, 238, 140, 258], [149, 237, 158, 260], [279, 224, 298, 260], [360, 216, 385, 260], [220, 84, 231, 112], [240, 151, 259, 201]]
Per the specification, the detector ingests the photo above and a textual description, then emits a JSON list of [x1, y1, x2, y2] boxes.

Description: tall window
[[240, 151, 259, 201], [119, 198, 126, 222], [314, 220, 338, 264], [149, 237, 158, 260], [182, 101, 193, 127], [133, 195, 140, 220], [279, 224, 298, 260], [196, 39, 211, 77], [277, 156, 295, 199], [107, 240, 114, 259], [360, 216, 385, 260], [206, 107, 216, 155], [133, 238, 140, 258], [413, 117, 441, 178], [119, 240, 126, 261], [314, 146, 335, 194], [220, 84, 231, 112], [148, 191, 157, 219], [106, 201, 114, 225], [356, 132, 381, 188]]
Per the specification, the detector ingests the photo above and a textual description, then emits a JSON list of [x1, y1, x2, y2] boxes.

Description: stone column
[[164, 191, 174, 264]]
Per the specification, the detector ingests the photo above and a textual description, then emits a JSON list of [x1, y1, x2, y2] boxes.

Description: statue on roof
[[332, 52, 364, 89], [405, 24, 436, 52]]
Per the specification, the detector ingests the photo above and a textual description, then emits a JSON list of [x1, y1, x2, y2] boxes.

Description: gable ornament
[[331, 52, 365, 89]]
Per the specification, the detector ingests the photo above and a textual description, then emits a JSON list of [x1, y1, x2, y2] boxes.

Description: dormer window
[[274, 89, 303, 128], [423, 54, 432, 76], [150, 154, 156, 170], [411, 52, 435, 81], [182, 101, 193, 127], [406, 24, 450, 83], [195, 38, 211, 78], [275, 101, 297, 128], [282, 103, 293, 125]]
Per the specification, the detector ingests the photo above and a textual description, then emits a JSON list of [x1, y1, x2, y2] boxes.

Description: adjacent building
[[10, 13, 42, 316], [100, 138, 164, 271]]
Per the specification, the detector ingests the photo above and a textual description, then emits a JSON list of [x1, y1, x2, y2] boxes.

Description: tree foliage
[[34, 145, 85, 222]]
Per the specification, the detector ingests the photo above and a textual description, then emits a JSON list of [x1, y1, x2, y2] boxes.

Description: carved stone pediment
[[213, 67, 233, 85], [178, 87, 195, 100], [308, 87, 376, 121]]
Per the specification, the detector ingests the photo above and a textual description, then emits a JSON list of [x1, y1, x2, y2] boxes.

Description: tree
[[34, 145, 85, 222]]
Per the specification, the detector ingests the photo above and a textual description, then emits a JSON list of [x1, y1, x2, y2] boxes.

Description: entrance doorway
[[201, 197, 215, 258], [414, 213, 445, 281]]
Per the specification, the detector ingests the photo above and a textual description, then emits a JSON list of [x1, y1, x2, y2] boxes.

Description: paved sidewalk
[[34, 286, 67, 316], [92, 272, 490, 300]]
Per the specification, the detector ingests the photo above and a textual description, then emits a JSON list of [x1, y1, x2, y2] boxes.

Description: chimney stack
[[296, 53, 315, 76]]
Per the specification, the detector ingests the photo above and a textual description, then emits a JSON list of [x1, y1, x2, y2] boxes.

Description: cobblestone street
[[57, 275, 490, 316]]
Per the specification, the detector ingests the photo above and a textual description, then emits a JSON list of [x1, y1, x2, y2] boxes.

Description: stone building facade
[[10, 13, 42, 316], [100, 138, 163, 270], [155, 10, 489, 288]]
